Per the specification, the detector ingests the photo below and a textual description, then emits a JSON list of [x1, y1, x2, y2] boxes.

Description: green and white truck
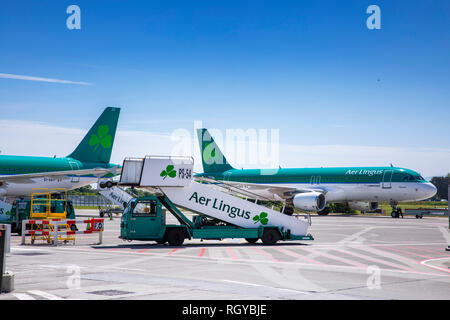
[[119, 156, 313, 245]]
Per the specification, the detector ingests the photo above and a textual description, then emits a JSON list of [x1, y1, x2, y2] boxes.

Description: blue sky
[[0, 1, 449, 174]]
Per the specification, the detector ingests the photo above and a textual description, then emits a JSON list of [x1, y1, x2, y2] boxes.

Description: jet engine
[[292, 192, 326, 211], [347, 201, 378, 211]]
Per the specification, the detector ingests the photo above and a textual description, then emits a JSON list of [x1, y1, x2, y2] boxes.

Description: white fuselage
[[244, 181, 437, 204]]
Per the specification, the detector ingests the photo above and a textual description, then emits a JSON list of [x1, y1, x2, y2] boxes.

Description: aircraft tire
[[317, 207, 330, 216], [282, 206, 294, 216]]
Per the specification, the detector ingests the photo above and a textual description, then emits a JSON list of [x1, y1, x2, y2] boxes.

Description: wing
[[0, 166, 121, 184]]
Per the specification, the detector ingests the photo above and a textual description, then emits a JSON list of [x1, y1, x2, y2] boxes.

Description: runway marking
[[199, 248, 206, 257], [222, 279, 312, 295], [12, 293, 36, 300], [251, 248, 279, 262], [375, 245, 434, 259], [226, 247, 237, 260], [28, 290, 64, 300], [298, 247, 366, 268], [419, 257, 450, 274], [275, 247, 324, 266], [406, 246, 450, 256], [168, 248, 178, 255], [330, 247, 415, 273], [353, 245, 419, 266], [137, 249, 150, 254]]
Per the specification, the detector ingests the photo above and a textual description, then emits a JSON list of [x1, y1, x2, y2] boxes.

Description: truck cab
[[120, 196, 189, 245]]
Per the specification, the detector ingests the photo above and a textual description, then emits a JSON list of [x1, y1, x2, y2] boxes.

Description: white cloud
[[0, 73, 92, 85], [0, 120, 449, 177]]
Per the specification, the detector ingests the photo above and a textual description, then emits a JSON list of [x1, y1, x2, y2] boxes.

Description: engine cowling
[[292, 192, 326, 211], [347, 201, 378, 211]]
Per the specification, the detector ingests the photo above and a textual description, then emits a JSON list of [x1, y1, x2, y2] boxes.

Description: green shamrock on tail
[[160, 165, 177, 180], [253, 212, 269, 225], [89, 125, 112, 151]]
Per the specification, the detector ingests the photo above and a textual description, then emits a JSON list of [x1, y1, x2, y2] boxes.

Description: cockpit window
[[403, 175, 421, 181], [403, 175, 412, 181]]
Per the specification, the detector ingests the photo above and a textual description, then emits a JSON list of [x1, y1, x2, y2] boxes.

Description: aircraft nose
[[422, 183, 437, 199]]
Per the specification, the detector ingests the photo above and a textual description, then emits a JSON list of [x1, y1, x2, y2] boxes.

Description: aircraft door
[[382, 170, 393, 189], [68, 161, 80, 183], [223, 172, 232, 182]]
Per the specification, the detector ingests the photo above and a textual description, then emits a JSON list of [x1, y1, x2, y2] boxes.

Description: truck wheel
[[167, 229, 185, 246], [245, 238, 259, 244], [262, 229, 280, 245]]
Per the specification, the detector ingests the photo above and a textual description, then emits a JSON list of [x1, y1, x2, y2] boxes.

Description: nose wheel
[[390, 201, 403, 218]]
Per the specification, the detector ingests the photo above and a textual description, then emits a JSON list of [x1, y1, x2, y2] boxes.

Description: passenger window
[[132, 200, 157, 217]]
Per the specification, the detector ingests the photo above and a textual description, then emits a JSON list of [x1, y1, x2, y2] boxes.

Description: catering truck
[[118, 156, 313, 245]]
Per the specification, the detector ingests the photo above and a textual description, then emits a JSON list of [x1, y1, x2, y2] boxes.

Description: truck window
[[132, 200, 157, 217]]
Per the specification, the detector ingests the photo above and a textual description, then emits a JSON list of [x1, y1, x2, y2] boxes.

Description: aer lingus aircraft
[[195, 129, 437, 216], [0, 107, 121, 200]]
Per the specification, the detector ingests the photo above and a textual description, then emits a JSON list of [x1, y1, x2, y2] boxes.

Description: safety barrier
[[21, 218, 104, 246]]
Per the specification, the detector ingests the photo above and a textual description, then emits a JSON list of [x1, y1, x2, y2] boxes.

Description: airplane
[[0, 107, 121, 217], [195, 128, 437, 216]]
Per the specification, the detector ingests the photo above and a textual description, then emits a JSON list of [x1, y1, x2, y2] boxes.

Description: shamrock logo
[[160, 165, 177, 180], [203, 142, 219, 164], [253, 212, 269, 225], [88, 125, 112, 151]]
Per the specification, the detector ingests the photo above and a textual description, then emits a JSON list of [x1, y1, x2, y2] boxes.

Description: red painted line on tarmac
[[168, 248, 178, 255], [299, 247, 366, 268], [138, 249, 150, 253], [251, 248, 279, 262], [407, 246, 450, 257], [275, 247, 324, 266], [199, 248, 206, 257], [226, 247, 237, 260], [373, 245, 434, 259]]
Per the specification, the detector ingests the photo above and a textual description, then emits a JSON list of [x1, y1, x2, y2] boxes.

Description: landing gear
[[390, 201, 403, 218], [317, 207, 330, 216], [280, 206, 294, 216]]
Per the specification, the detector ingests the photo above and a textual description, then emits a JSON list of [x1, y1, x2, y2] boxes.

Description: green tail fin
[[67, 107, 120, 163], [197, 128, 234, 173]]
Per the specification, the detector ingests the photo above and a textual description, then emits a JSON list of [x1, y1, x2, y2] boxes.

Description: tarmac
[[1, 210, 449, 300]]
